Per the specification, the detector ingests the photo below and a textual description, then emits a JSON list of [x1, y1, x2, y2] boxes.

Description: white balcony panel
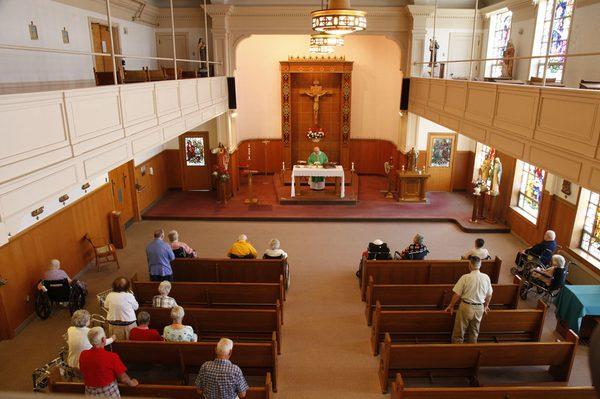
[[82, 143, 130, 178], [163, 120, 187, 142], [0, 146, 72, 184], [131, 129, 163, 155], [185, 110, 205, 131], [120, 83, 158, 136], [197, 78, 212, 107], [65, 87, 123, 144], [155, 81, 181, 124], [493, 86, 539, 139], [179, 80, 198, 115]]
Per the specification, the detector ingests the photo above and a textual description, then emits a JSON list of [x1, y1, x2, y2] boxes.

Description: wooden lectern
[[396, 171, 430, 203]]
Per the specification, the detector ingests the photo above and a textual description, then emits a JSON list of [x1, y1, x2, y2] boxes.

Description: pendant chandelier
[[310, 33, 345, 48], [311, 0, 367, 36], [309, 45, 335, 54]]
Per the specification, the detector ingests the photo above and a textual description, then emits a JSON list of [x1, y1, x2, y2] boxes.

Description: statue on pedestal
[[384, 157, 395, 199], [407, 147, 419, 172], [501, 40, 515, 78], [429, 39, 439, 66], [490, 157, 503, 196], [479, 155, 492, 190]]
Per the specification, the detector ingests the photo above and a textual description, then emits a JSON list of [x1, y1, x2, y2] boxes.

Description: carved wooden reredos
[[280, 56, 353, 168]]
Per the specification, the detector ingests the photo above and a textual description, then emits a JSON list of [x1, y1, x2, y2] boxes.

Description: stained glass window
[[485, 9, 512, 78], [580, 192, 600, 261], [531, 0, 575, 82], [517, 162, 546, 220], [184, 137, 206, 166]]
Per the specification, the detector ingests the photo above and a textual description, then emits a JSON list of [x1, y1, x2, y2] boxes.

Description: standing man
[[445, 257, 493, 343], [196, 338, 249, 399], [307, 146, 329, 190], [146, 229, 175, 282]]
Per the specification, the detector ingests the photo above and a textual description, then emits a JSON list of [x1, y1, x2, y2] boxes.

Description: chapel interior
[[1, 0, 600, 397]]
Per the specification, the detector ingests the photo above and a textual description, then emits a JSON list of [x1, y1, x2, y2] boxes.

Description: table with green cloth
[[554, 284, 600, 333]]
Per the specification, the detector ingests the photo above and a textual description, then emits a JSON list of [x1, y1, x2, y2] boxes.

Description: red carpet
[[142, 175, 510, 233]]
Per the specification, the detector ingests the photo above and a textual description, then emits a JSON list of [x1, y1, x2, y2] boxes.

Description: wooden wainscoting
[[237, 139, 284, 174], [451, 150, 475, 191], [134, 152, 173, 213], [507, 190, 553, 245], [164, 149, 183, 189], [548, 195, 578, 248], [349, 139, 399, 175], [0, 184, 114, 338]]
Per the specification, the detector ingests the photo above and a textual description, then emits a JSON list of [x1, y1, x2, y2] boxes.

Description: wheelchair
[[35, 279, 87, 320], [511, 248, 553, 278], [519, 262, 569, 304]]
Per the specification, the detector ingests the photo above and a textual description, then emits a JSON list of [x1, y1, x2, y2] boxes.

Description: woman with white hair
[[163, 306, 197, 342], [263, 239, 288, 260], [167, 230, 197, 258], [517, 230, 557, 267], [66, 310, 115, 369], [531, 254, 566, 287], [227, 234, 257, 259], [152, 280, 178, 308], [398, 234, 429, 260]]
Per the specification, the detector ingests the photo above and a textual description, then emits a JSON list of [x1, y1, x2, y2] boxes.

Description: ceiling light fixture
[[309, 45, 335, 54], [311, 0, 367, 36], [310, 33, 344, 48]]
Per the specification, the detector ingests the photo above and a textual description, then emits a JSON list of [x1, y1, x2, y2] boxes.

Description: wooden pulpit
[[396, 171, 430, 203]]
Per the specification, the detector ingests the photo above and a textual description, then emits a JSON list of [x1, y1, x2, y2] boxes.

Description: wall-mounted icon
[[61, 27, 69, 44], [29, 21, 39, 40]]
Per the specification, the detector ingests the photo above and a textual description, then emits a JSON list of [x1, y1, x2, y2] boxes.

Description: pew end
[[550, 329, 579, 382], [390, 373, 407, 399], [371, 301, 383, 355], [378, 332, 393, 393]]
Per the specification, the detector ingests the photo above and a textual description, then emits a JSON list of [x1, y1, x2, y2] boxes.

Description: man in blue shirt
[[146, 229, 175, 282]]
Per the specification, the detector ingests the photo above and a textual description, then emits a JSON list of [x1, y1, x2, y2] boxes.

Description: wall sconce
[[29, 21, 39, 40], [61, 27, 69, 44], [81, 182, 90, 193], [59, 194, 70, 205], [31, 206, 44, 220]]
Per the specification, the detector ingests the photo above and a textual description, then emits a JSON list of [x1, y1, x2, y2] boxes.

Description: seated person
[[129, 311, 163, 341], [168, 230, 197, 258], [196, 338, 249, 399], [516, 230, 557, 267], [398, 234, 429, 260], [152, 280, 178, 309], [38, 259, 72, 290], [227, 234, 257, 259], [462, 238, 491, 260], [531, 254, 566, 288], [263, 238, 288, 259], [356, 239, 392, 278], [66, 310, 115, 369], [163, 306, 197, 342]]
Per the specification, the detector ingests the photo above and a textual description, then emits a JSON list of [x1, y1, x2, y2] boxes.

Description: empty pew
[[110, 338, 278, 391], [360, 257, 502, 301], [378, 329, 579, 393], [123, 68, 149, 83], [371, 300, 547, 355], [390, 373, 596, 399], [131, 274, 285, 322], [365, 275, 521, 325], [50, 372, 273, 399], [141, 306, 283, 354]]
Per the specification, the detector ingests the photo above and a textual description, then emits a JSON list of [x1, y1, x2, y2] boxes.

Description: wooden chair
[[181, 70, 198, 79], [123, 68, 149, 84], [145, 67, 166, 81], [84, 233, 120, 271], [162, 66, 182, 80], [93, 67, 123, 86]]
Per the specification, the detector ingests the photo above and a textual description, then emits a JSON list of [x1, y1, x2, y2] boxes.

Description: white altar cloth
[[291, 165, 345, 198]]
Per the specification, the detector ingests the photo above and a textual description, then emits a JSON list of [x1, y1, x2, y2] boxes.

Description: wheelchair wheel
[[519, 285, 529, 300], [510, 266, 518, 276], [68, 284, 87, 315], [35, 291, 52, 320]]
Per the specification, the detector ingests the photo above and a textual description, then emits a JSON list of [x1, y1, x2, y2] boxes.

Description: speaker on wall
[[400, 78, 410, 111], [227, 77, 237, 110]]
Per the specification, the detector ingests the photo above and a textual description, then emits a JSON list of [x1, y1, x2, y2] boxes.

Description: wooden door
[[180, 132, 212, 191], [426, 133, 457, 192], [91, 23, 120, 72], [108, 162, 135, 224], [156, 33, 188, 69]]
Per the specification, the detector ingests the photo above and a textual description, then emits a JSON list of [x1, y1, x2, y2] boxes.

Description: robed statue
[[429, 39, 439, 66], [490, 157, 503, 196], [407, 147, 419, 172], [501, 40, 515, 78], [479, 155, 492, 189]]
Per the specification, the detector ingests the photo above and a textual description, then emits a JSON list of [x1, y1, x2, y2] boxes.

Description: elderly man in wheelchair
[[35, 259, 87, 320], [519, 254, 568, 301], [512, 230, 557, 277]]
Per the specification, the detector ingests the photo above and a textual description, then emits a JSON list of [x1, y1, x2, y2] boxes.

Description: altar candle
[[282, 162, 285, 170], [351, 162, 355, 170]]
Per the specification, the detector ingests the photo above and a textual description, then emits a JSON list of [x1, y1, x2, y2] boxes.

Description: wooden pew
[[146, 67, 166, 81], [141, 306, 283, 354], [371, 300, 547, 355], [391, 373, 596, 399], [50, 372, 273, 399], [123, 68, 149, 83], [93, 67, 123, 85], [364, 275, 522, 325], [131, 274, 285, 323], [360, 257, 502, 301], [110, 338, 278, 391], [378, 329, 579, 393], [163, 66, 182, 79]]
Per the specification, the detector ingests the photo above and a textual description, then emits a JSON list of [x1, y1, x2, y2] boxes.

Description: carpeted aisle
[[0, 220, 592, 396]]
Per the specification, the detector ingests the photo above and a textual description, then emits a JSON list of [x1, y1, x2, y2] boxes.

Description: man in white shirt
[[462, 238, 490, 260], [445, 257, 493, 343], [104, 277, 139, 340]]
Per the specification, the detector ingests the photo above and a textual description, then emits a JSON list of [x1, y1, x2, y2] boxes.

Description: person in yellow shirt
[[227, 234, 258, 259]]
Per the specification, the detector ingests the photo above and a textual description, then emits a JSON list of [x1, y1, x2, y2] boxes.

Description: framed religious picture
[[184, 136, 206, 166], [561, 179, 572, 196], [61, 27, 70, 44], [429, 137, 454, 167]]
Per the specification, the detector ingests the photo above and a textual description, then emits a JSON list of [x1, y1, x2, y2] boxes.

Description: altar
[[291, 165, 345, 198]]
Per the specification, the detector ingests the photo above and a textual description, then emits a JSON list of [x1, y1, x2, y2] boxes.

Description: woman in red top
[[129, 311, 163, 341], [79, 327, 138, 398]]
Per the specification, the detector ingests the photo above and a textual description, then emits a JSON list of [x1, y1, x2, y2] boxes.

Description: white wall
[[415, 116, 476, 151], [234, 34, 402, 145], [0, 0, 157, 84]]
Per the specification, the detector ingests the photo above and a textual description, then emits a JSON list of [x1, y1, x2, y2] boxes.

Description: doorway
[[180, 132, 212, 190], [156, 33, 189, 69], [90, 22, 121, 72], [426, 133, 457, 192], [108, 161, 135, 225]]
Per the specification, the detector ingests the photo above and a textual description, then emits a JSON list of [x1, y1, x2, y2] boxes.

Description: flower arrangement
[[307, 128, 325, 142]]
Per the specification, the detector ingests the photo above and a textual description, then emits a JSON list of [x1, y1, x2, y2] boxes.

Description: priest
[[307, 146, 328, 190]]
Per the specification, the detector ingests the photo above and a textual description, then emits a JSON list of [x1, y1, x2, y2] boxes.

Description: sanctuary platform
[[275, 170, 358, 205], [143, 175, 510, 233]]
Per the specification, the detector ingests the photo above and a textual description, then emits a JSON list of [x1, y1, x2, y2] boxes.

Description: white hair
[[88, 326, 106, 346], [171, 306, 185, 323], [216, 338, 233, 356], [552, 254, 566, 268], [269, 239, 280, 250], [238, 234, 247, 242], [158, 280, 172, 296], [71, 309, 90, 328], [414, 234, 424, 245], [544, 230, 556, 241], [50, 259, 61, 270], [168, 230, 179, 243], [469, 257, 482, 270]]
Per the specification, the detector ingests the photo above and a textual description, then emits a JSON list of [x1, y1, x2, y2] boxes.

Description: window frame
[[485, 9, 513, 78], [515, 162, 546, 221], [579, 191, 600, 262]]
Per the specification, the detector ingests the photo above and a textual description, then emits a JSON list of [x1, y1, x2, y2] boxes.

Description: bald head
[[313, 146, 320, 154]]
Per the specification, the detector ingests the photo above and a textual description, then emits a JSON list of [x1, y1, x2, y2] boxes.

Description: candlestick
[[282, 162, 285, 171], [351, 162, 355, 171]]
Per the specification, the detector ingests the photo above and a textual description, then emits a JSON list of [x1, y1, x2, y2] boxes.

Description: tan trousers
[[108, 322, 136, 340], [451, 301, 484, 343]]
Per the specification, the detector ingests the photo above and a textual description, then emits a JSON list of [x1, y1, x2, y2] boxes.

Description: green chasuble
[[307, 151, 329, 183]]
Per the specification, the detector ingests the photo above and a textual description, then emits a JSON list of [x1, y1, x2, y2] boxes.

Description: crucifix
[[301, 80, 331, 126]]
